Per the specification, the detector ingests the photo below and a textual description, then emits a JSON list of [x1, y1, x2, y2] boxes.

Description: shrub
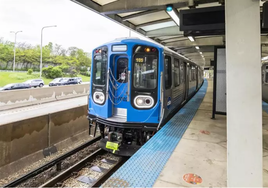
[[80, 71, 90, 77], [70, 69, 77, 77], [42, 66, 53, 78], [59, 65, 70, 73], [27, 68, 33, 75], [42, 66, 62, 78], [51, 67, 63, 78]]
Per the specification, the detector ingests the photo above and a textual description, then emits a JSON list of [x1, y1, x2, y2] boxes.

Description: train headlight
[[134, 95, 154, 108], [93, 92, 105, 104]]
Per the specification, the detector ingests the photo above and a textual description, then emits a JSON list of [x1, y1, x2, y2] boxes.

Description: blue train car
[[88, 38, 203, 156]]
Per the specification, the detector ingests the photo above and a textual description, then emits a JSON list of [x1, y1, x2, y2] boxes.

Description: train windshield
[[133, 46, 158, 89], [93, 48, 108, 86]]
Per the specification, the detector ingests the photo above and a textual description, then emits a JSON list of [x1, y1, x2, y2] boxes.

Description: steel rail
[[91, 157, 128, 187], [4, 136, 101, 187], [39, 148, 106, 187]]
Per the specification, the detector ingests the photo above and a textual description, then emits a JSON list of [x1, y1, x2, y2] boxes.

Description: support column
[[226, 0, 262, 187]]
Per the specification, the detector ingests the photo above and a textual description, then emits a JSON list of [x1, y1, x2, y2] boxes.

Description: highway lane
[[0, 82, 90, 90]]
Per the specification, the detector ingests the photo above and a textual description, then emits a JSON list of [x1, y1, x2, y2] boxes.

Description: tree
[[27, 68, 33, 75], [0, 38, 91, 74]]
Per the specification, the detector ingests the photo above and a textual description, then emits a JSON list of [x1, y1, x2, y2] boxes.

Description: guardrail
[[0, 84, 90, 111]]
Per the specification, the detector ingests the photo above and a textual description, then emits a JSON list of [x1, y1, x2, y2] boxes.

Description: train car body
[[263, 62, 268, 103], [88, 38, 203, 156]]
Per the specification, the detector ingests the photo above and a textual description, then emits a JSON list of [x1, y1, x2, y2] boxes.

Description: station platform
[[103, 79, 268, 187]]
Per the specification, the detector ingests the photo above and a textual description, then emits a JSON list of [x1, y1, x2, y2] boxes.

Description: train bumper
[[87, 114, 157, 130]]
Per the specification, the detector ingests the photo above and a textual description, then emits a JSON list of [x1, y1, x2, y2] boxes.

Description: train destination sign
[[135, 57, 144, 63]]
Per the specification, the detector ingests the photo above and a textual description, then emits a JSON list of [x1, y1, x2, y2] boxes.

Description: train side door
[[110, 55, 129, 120], [164, 55, 172, 113], [196, 67, 199, 90], [184, 62, 188, 100]]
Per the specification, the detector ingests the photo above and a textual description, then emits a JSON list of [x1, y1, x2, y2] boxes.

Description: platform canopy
[[71, 0, 268, 67]]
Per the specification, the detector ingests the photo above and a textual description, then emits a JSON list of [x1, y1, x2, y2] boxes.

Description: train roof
[[97, 37, 201, 68], [100, 37, 160, 48]]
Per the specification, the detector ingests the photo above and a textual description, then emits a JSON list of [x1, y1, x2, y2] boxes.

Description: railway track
[[40, 149, 127, 187], [3, 136, 101, 187]]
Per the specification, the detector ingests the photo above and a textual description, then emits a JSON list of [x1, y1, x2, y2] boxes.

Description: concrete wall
[[0, 84, 89, 111], [0, 105, 89, 179]]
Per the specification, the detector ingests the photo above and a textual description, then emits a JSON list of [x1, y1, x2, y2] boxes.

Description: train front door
[[110, 55, 129, 120]]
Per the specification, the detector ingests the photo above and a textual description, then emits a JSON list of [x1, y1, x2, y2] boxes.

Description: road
[[0, 82, 90, 90]]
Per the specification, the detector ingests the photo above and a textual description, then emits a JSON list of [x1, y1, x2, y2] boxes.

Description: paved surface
[[0, 96, 87, 125], [102, 80, 208, 187], [154, 79, 227, 187], [154, 80, 268, 187]]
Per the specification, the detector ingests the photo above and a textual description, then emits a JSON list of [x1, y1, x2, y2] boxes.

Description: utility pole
[[40, 25, 57, 78], [10, 30, 22, 71]]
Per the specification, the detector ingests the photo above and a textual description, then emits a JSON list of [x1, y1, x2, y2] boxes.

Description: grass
[[0, 71, 90, 87]]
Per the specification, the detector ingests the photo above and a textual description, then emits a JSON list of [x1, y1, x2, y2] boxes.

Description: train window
[[266, 66, 268, 84], [180, 63, 185, 83], [189, 68, 192, 82], [133, 54, 158, 89], [117, 58, 128, 83], [165, 56, 172, 89], [93, 47, 108, 85], [174, 59, 180, 86], [192, 66, 196, 81]]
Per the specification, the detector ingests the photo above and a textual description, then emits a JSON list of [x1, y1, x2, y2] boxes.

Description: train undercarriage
[[88, 116, 157, 156]]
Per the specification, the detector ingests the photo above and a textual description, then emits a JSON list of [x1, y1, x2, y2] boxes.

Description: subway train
[[87, 38, 204, 156], [263, 62, 268, 103]]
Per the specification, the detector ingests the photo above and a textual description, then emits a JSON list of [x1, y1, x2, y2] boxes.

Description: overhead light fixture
[[262, 56, 268, 61], [195, 46, 199, 49], [166, 5, 180, 26], [200, 52, 203, 55], [188, 36, 195, 42]]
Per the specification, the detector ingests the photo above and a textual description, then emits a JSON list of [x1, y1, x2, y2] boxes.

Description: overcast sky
[[0, 0, 148, 53]]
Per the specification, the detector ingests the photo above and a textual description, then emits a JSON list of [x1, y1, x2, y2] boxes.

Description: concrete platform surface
[[0, 96, 87, 125], [154, 79, 268, 187]]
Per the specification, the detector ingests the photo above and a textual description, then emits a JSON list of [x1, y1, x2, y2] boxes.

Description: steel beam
[[136, 18, 173, 28], [165, 36, 225, 47], [262, 35, 268, 44], [162, 36, 186, 43], [146, 26, 184, 37], [71, 0, 146, 36], [177, 46, 214, 54], [101, 0, 188, 14], [262, 45, 268, 56], [184, 52, 214, 57], [100, 0, 219, 14], [70, 0, 101, 12], [122, 10, 161, 21]]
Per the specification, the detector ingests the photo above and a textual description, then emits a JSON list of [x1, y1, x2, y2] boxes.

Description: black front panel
[[131, 45, 158, 109]]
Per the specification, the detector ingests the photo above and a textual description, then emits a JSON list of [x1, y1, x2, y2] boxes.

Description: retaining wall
[[0, 105, 89, 179]]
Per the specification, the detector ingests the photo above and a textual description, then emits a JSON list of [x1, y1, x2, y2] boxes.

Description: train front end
[[88, 39, 163, 156]]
